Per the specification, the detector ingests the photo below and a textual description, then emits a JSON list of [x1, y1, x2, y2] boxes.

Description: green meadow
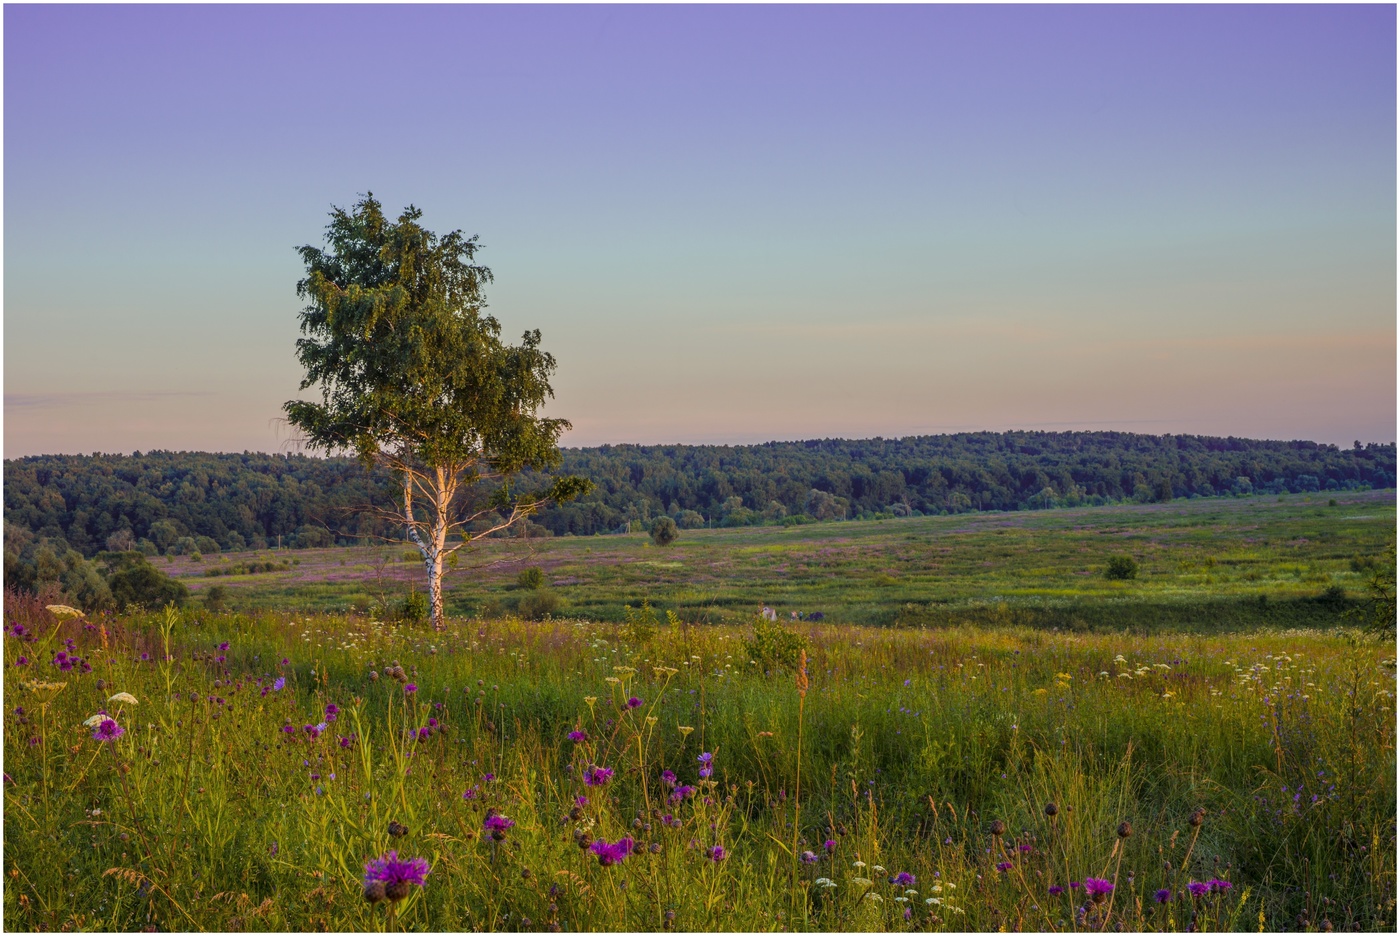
[[3, 490, 1394, 932]]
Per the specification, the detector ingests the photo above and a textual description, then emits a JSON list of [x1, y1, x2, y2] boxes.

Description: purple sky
[[5, 4, 1395, 456]]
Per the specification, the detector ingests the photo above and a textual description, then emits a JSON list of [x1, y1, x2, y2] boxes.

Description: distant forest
[[4, 432, 1394, 557]]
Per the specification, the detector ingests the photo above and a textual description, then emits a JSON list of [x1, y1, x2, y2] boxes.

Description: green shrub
[[517, 567, 545, 590], [518, 589, 560, 620], [203, 584, 229, 612], [649, 516, 679, 546], [1105, 555, 1139, 580], [397, 590, 428, 624], [743, 614, 807, 674], [623, 599, 660, 643]]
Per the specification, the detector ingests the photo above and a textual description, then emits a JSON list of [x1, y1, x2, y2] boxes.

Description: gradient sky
[[5, 4, 1395, 457]]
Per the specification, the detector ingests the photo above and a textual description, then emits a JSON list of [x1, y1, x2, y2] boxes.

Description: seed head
[[1117, 821, 1133, 839], [1189, 808, 1206, 828], [363, 880, 386, 903], [388, 821, 408, 838], [795, 650, 809, 698], [1045, 802, 1059, 817], [990, 820, 1007, 836]]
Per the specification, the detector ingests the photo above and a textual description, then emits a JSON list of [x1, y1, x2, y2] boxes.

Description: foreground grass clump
[[3, 594, 1395, 931]]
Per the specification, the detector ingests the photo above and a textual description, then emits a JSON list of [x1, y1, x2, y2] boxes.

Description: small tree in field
[[649, 516, 679, 547], [285, 194, 590, 630]]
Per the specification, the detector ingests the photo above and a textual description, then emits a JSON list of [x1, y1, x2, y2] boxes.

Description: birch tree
[[285, 194, 589, 629]]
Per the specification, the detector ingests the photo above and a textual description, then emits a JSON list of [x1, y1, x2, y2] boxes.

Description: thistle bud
[[991, 820, 1007, 836], [1118, 821, 1132, 839], [363, 880, 386, 903], [1045, 802, 1059, 817], [1189, 808, 1205, 827]]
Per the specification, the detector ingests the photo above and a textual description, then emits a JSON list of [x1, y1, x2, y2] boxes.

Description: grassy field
[[3, 596, 1394, 931], [166, 490, 1395, 630], [4, 491, 1394, 932]]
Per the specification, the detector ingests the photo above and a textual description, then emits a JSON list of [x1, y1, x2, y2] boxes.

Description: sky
[[4, 4, 1395, 457]]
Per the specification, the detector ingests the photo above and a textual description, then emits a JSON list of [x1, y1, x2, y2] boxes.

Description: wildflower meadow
[[2, 588, 1394, 932]]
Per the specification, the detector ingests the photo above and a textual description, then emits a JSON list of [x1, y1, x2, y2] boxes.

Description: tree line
[[4, 432, 1394, 560]]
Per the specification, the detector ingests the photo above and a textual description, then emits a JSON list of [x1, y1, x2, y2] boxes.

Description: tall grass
[[3, 593, 1394, 931]]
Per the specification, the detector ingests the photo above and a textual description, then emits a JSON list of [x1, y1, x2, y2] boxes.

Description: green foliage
[[516, 567, 545, 590], [743, 613, 808, 674], [622, 599, 660, 643], [1105, 555, 1139, 580], [7, 434, 1393, 553], [202, 584, 229, 611], [1350, 543, 1397, 638], [649, 515, 679, 546], [100, 551, 189, 610], [516, 589, 560, 620]]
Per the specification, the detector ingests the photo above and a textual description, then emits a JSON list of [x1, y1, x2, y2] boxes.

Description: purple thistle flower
[[417, 727, 431, 740], [996, 862, 1013, 873], [584, 766, 614, 786], [668, 784, 696, 804], [483, 814, 516, 840], [463, 787, 479, 800], [1049, 885, 1065, 896], [1084, 878, 1114, 898], [660, 769, 677, 787], [707, 845, 727, 862], [800, 851, 819, 864], [574, 795, 588, 807], [1069, 881, 1081, 890], [325, 703, 339, 721], [1155, 888, 1171, 904], [1208, 879, 1232, 892], [482, 773, 496, 783], [890, 871, 916, 886], [589, 836, 635, 867], [824, 839, 836, 852], [404, 683, 417, 694], [1187, 881, 1210, 898], [272, 677, 285, 691], [91, 718, 124, 742], [14, 656, 28, 666], [218, 641, 230, 651], [1018, 844, 1033, 853], [140, 652, 150, 662], [282, 725, 296, 734], [363, 850, 430, 902], [304, 724, 322, 739], [339, 735, 354, 748], [280, 657, 289, 666], [568, 730, 588, 742], [626, 696, 642, 708]]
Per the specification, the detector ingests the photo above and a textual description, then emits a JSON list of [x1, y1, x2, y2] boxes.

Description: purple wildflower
[[584, 766, 614, 786], [996, 862, 1013, 873], [660, 769, 677, 787], [404, 683, 417, 694], [669, 784, 696, 804], [282, 725, 296, 734], [1155, 888, 1171, 904], [304, 724, 322, 739], [14, 656, 28, 666], [1208, 879, 1232, 892], [92, 718, 124, 742], [568, 730, 588, 742], [824, 839, 836, 852], [417, 727, 431, 741], [1084, 878, 1114, 902], [483, 814, 516, 840], [574, 795, 588, 807], [626, 696, 642, 709], [697, 751, 713, 779], [339, 735, 354, 748], [272, 677, 285, 691], [1049, 885, 1065, 897], [589, 836, 635, 867], [1187, 881, 1210, 898], [707, 845, 727, 862], [218, 641, 229, 651], [890, 871, 916, 886], [325, 703, 339, 721], [482, 773, 495, 783], [462, 787, 479, 800], [362, 850, 430, 902], [800, 851, 818, 864], [1069, 881, 1081, 890]]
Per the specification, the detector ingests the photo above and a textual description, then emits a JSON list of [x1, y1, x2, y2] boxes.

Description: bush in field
[[743, 613, 807, 674], [396, 589, 429, 624], [516, 567, 545, 590], [622, 599, 660, 643], [100, 551, 189, 609], [649, 516, 679, 546], [517, 588, 560, 620], [202, 584, 229, 611], [1105, 555, 1139, 580]]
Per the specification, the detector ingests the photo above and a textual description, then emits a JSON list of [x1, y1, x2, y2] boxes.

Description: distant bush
[[396, 590, 428, 624], [518, 589, 560, 620], [675, 510, 706, 529], [649, 516, 679, 547], [203, 584, 229, 612], [1105, 556, 1139, 580], [517, 567, 545, 590], [101, 551, 189, 610]]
